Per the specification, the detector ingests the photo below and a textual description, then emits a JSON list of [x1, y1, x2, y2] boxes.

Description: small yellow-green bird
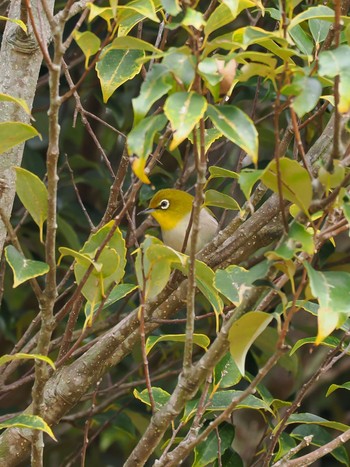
[[144, 188, 218, 253]]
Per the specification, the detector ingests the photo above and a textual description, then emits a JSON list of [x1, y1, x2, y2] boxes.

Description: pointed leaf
[[207, 104, 258, 164], [133, 64, 174, 124], [288, 6, 335, 30], [0, 122, 40, 155], [261, 158, 312, 214], [208, 166, 238, 181], [118, 0, 159, 23], [214, 353, 242, 389], [96, 48, 144, 103], [204, 189, 240, 211], [133, 387, 170, 410], [0, 414, 56, 441], [146, 333, 210, 355], [0, 15, 27, 32], [282, 76, 322, 118], [15, 167, 48, 242], [5, 246, 49, 287], [238, 169, 263, 200], [304, 263, 350, 343], [194, 424, 235, 467], [0, 352, 55, 370], [0, 93, 30, 115], [164, 92, 207, 150], [228, 311, 273, 375], [326, 382, 350, 397], [128, 114, 168, 159], [74, 31, 101, 68]]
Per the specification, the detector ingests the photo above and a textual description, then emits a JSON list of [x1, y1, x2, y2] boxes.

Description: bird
[[143, 188, 218, 253]]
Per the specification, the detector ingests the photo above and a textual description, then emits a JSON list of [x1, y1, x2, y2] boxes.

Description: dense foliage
[[1, 0, 350, 465]]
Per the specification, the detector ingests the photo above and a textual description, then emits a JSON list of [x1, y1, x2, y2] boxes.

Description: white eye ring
[[159, 199, 170, 210]]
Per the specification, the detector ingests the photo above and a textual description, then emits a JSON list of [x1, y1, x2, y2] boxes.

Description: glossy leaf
[[204, 189, 240, 211], [215, 261, 270, 305], [182, 8, 206, 30], [135, 236, 184, 300], [277, 413, 350, 433], [291, 425, 349, 465], [290, 336, 342, 356], [133, 387, 170, 410], [261, 158, 312, 214], [288, 5, 335, 30], [108, 36, 160, 53], [304, 263, 350, 344], [5, 246, 49, 288], [0, 352, 55, 369], [0, 122, 40, 155], [214, 353, 242, 389], [194, 424, 235, 467], [132, 65, 173, 125], [164, 92, 207, 150], [0, 414, 57, 441], [0, 15, 27, 32], [84, 283, 138, 322], [74, 31, 101, 68], [71, 222, 127, 309], [188, 128, 223, 154], [326, 382, 350, 397], [146, 333, 210, 355], [208, 166, 238, 181], [0, 93, 30, 115], [207, 105, 258, 164], [15, 167, 48, 242], [282, 76, 322, 118], [118, 0, 159, 23], [228, 311, 273, 375], [96, 48, 144, 103], [161, 0, 181, 16], [238, 169, 263, 200], [162, 48, 196, 89], [289, 24, 313, 56], [128, 114, 168, 159]]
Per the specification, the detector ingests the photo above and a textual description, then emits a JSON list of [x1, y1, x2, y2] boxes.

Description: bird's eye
[[159, 199, 170, 210]]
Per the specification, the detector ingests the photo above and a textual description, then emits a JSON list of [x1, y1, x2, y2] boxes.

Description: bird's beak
[[138, 207, 155, 216]]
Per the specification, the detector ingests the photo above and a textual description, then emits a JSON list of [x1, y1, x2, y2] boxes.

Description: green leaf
[[87, 4, 114, 26], [289, 335, 342, 356], [132, 64, 174, 125], [309, 19, 331, 45], [288, 6, 335, 30], [164, 92, 207, 150], [184, 390, 272, 422], [0, 93, 31, 115], [128, 114, 168, 159], [288, 24, 314, 56], [0, 15, 27, 32], [84, 283, 138, 322], [282, 76, 322, 118], [208, 166, 238, 181], [261, 158, 312, 214], [136, 237, 184, 300], [0, 352, 55, 370], [291, 425, 349, 465], [188, 128, 223, 154], [162, 48, 196, 89], [0, 122, 40, 155], [193, 260, 224, 331], [5, 246, 49, 288], [215, 261, 270, 305], [182, 8, 206, 30], [318, 45, 350, 77], [108, 35, 161, 53], [145, 333, 210, 355], [326, 382, 350, 397], [278, 413, 349, 433], [74, 31, 101, 68], [133, 387, 170, 410], [214, 353, 242, 389], [204, 189, 240, 211], [96, 48, 144, 103], [72, 222, 127, 310], [194, 424, 235, 467], [0, 414, 56, 441], [15, 168, 48, 242], [161, 0, 181, 16], [118, 0, 160, 23], [207, 104, 258, 164], [238, 169, 263, 200], [304, 263, 350, 344], [228, 311, 273, 375]]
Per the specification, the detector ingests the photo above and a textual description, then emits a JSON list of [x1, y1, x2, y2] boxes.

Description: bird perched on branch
[[143, 188, 218, 254]]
